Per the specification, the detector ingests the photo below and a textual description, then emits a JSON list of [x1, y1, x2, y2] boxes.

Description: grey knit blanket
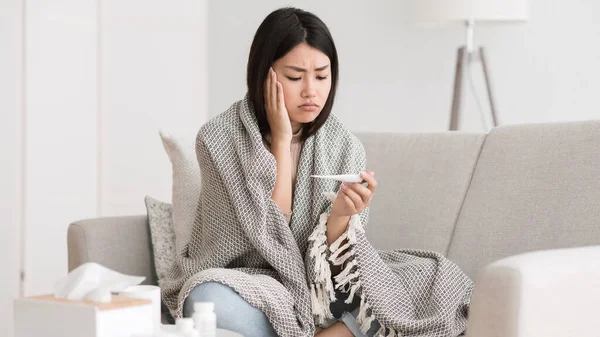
[[161, 96, 473, 337]]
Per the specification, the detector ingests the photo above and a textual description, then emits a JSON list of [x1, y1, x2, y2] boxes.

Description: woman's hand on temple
[[264, 67, 293, 143], [330, 171, 377, 217]]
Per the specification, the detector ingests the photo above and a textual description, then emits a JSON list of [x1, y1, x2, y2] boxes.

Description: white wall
[[208, 0, 600, 133], [0, 2, 208, 335], [100, 0, 208, 216], [0, 1, 23, 336], [24, 0, 99, 297]]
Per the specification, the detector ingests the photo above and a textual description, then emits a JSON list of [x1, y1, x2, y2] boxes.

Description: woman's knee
[[183, 282, 236, 317], [183, 282, 277, 337]]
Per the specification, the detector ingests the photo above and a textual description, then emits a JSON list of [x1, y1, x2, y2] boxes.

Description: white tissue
[[54, 262, 146, 303]]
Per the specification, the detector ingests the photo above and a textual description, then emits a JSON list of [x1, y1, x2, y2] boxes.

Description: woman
[[161, 7, 473, 337]]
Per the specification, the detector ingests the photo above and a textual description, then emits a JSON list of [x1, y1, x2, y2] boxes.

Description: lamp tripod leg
[[479, 46, 498, 127], [450, 47, 466, 131]]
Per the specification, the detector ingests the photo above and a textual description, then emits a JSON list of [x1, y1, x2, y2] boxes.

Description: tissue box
[[14, 294, 154, 337]]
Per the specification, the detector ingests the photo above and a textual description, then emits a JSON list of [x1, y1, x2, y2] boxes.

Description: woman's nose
[[302, 85, 317, 98]]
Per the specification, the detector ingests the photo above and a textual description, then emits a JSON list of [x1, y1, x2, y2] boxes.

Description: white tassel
[[319, 284, 334, 319], [335, 271, 360, 288], [329, 242, 351, 260], [355, 295, 377, 335], [330, 250, 354, 266], [333, 259, 356, 283], [309, 213, 337, 324], [308, 228, 322, 242], [310, 284, 324, 324], [309, 214, 329, 242], [308, 230, 324, 243], [310, 211, 375, 332], [338, 282, 351, 293], [310, 241, 327, 260], [375, 326, 386, 337], [344, 280, 361, 304], [308, 221, 332, 287], [326, 211, 365, 305], [319, 212, 330, 225], [349, 214, 365, 233], [329, 231, 348, 252], [326, 278, 336, 301], [310, 285, 318, 310], [387, 328, 398, 337], [356, 295, 369, 323], [313, 250, 330, 279], [315, 285, 323, 312], [322, 288, 333, 319], [311, 283, 334, 323], [360, 313, 376, 334]]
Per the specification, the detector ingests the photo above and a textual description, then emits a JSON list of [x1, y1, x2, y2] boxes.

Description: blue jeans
[[183, 282, 380, 337]]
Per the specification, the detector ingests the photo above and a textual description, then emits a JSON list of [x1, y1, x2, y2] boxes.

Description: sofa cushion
[[356, 132, 486, 254], [144, 196, 176, 285], [160, 130, 201, 254], [448, 121, 600, 279]]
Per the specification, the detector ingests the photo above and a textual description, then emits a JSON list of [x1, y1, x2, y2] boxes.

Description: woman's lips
[[299, 103, 318, 112]]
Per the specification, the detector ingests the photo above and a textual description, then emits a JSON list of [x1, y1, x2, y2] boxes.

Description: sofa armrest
[[466, 245, 600, 337], [67, 215, 157, 285]]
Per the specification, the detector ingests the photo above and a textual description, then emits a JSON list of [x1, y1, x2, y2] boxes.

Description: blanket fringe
[[310, 283, 334, 325], [333, 259, 356, 285], [356, 295, 377, 333], [308, 213, 337, 324], [328, 214, 385, 335], [311, 213, 336, 300], [311, 211, 388, 334], [330, 250, 354, 265], [329, 242, 352, 261], [344, 280, 361, 304]]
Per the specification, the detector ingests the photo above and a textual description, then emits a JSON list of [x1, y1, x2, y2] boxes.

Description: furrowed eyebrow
[[284, 65, 330, 72]]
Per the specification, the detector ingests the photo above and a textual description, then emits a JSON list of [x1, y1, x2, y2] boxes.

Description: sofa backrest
[[447, 121, 600, 279], [356, 132, 486, 254], [68, 215, 157, 285]]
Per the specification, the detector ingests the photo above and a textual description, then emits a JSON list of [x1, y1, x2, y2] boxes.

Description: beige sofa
[[68, 120, 600, 336]]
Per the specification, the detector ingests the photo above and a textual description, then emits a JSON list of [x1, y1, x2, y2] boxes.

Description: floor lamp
[[413, 0, 528, 131]]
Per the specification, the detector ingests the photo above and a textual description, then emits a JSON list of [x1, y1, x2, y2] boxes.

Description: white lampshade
[[413, 0, 528, 22]]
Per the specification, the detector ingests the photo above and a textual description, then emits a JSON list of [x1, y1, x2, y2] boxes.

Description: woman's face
[[272, 43, 332, 131]]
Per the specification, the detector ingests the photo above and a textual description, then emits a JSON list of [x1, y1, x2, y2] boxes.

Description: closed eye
[[286, 76, 328, 81]]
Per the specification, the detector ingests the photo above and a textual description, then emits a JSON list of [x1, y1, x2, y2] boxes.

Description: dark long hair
[[247, 7, 339, 140]]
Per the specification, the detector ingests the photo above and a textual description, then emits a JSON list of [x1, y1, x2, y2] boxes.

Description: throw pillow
[[144, 196, 176, 284], [159, 130, 201, 255]]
